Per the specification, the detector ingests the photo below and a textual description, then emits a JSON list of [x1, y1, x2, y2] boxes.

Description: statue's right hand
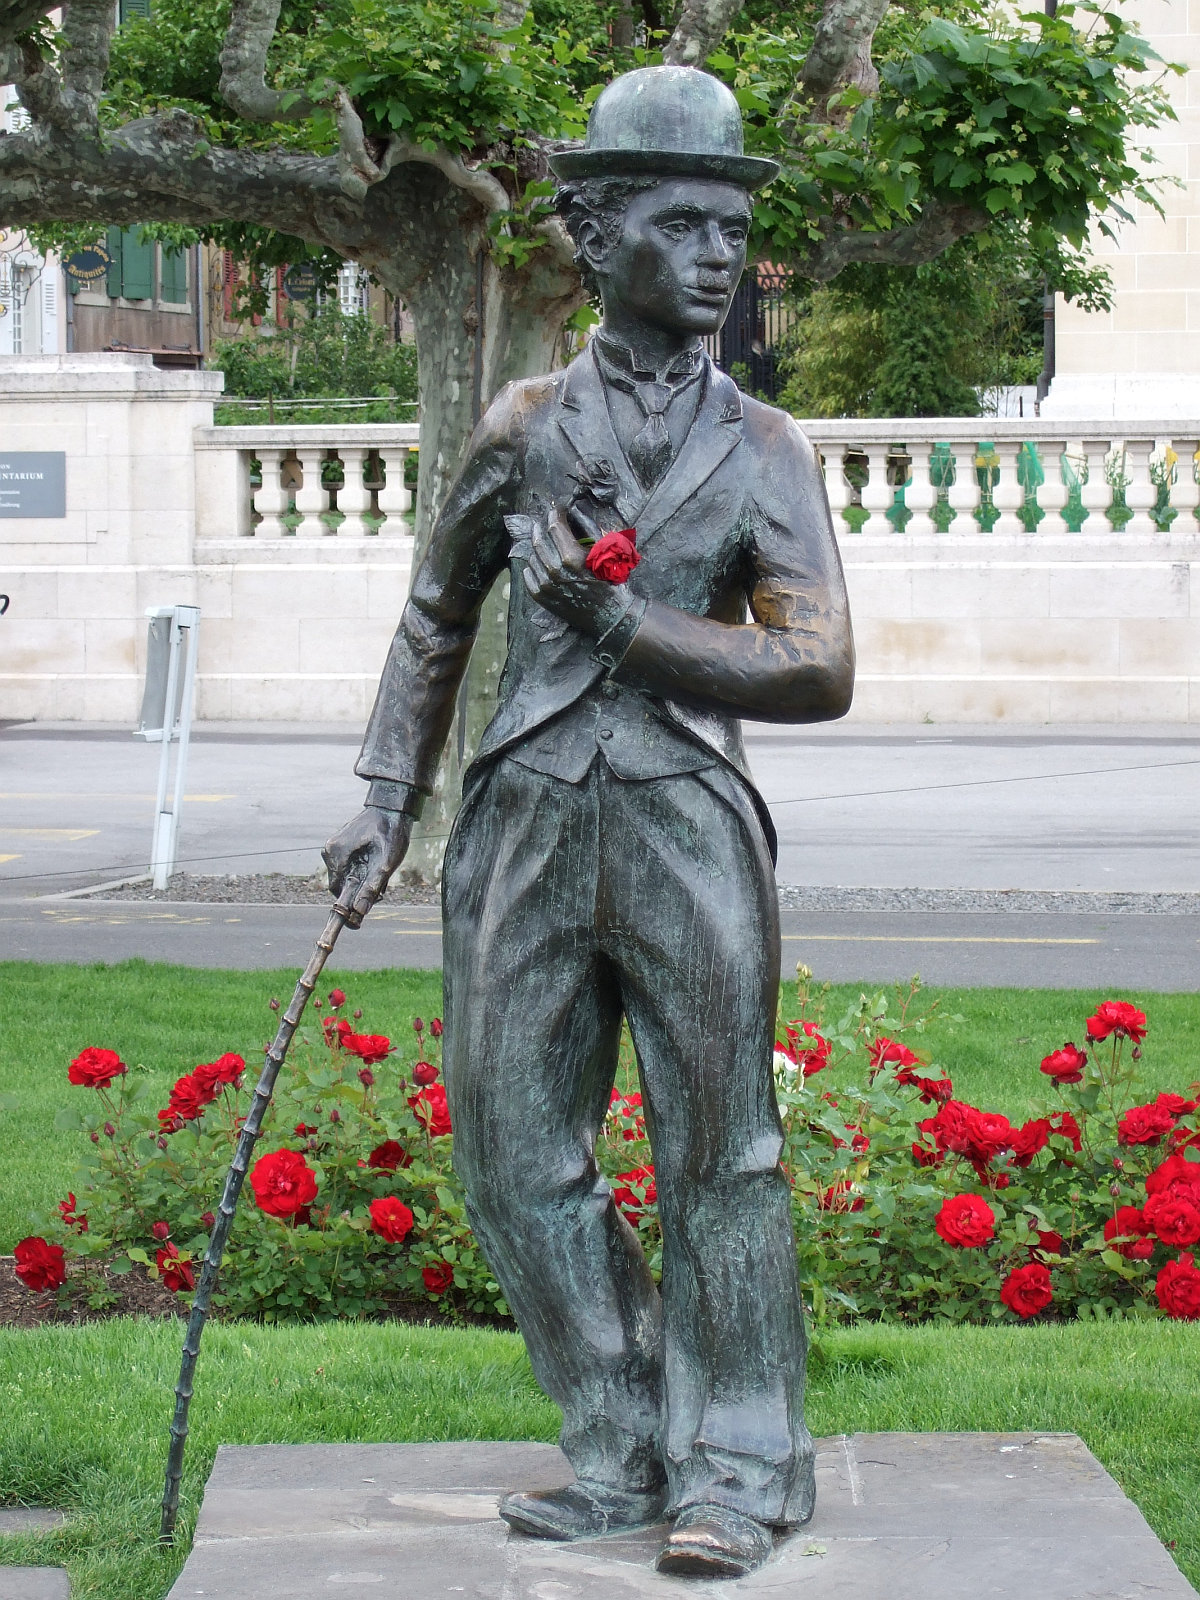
[[322, 808, 413, 928]]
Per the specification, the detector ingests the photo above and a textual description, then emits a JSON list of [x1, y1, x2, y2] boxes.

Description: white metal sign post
[[135, 605, 201, 890]]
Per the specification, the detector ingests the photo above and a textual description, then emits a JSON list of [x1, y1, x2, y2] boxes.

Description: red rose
[[1146, 1150, 1200, 1199], [1086, 1001, 1147, 1044], [409, 1082, 452, 1137], [1156, 1252, 1200, 1320], [1009, 1118, 1051, 1168], [777, 1021, 832, 1077], [151, 1220, 171, 1241], [819, 1181, 864, 1213], [14, 1236, 67, 1292], [1143, 1193, 1200, 1248], [1000, 1262, 1053, 1319], [294, 1123, 320, 1138], [194, 1052, 246, 1093], [161, 1071, 218, 1125], [868, 1036, 920, 1073], [935, 1193, 996, 1248], [585, 528, 640, 584], [1048, 1110, 1082, 1152], [612, 1165, 657, 1222], [340, 1030, 392, 1065], [200, 1211, 215, 1229], [412, 1060, 439, 1086], [422, 1260, 455, 1296], [367, 1140, 411, 1172], [328, 988, 346, 1008], [1031, 1229, 1065, 1258], [912, 1140, 941, 1167], [57, 1194, 88, 1233], [368, 1196, 415, 1243], [1040, 1043, 1087, 1084], [1118, 1103, 1177, 1146], [430, 1018, 443, 1038], [250, 1149, 319, 1218], [156, 1242, 196, 1294], [68, 1047, 127, 1090], [1156, 1092, 1199, 1117], [413, 1017, 424, 1033], [895, 1069, 954, 1106], [1104, 1207, 1155, 1260], [358, 1067, 375, 1087]]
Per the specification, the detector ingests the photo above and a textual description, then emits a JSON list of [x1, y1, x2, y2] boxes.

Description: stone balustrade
[[193, 424, 420, 541]]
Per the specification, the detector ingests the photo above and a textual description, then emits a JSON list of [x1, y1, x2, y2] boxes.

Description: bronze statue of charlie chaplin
[[324, 63, 855, 1578]]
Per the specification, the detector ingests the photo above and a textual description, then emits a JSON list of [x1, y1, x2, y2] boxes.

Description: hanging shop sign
[[282, 263, 319, 301], [64, 244, 112, 283]]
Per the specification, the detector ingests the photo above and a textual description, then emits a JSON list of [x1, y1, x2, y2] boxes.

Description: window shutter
[[223, 251, 238, 320], [121, 227, 154, 300], [160, 245, 187, 304], [119, 0, 152, 21], [105, 227, 123, 299]]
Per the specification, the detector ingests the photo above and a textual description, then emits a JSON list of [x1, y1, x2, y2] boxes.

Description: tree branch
[[379, 138, 510, 214], [218, 0, 315, 123], [663, 0, 744, 68], [800, 0, 889, 114], [59, 0, 116, 123], [800, 202, 989, 281], [0, 0, 49, 46]]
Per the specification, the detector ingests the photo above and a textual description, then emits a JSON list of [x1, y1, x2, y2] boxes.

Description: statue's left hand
[[522, 509, 632, 637]]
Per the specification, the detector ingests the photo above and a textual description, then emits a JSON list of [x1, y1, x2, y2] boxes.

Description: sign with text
[[64, 244, 112, 283], [0, 453, 67, 518]]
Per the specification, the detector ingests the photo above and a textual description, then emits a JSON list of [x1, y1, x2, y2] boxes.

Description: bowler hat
[[549, 65, 779, 191]]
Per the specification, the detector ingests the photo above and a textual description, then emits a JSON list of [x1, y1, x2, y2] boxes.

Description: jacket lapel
[[633, 358, 744, 547], [557, 349, 644, 529]]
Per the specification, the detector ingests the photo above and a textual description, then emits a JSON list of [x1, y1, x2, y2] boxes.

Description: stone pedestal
[[165, 1433, 1197, 1599]]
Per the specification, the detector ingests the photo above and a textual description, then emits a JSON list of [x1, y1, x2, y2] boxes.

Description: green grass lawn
[[2, 959, 1199, 1250], [0, 1317, 1196, 1599]]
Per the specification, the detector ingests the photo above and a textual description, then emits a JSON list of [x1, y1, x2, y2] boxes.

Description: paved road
[[4, 898, 1199, 990]]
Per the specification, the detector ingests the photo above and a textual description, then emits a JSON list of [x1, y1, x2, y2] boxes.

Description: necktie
[[593, 340, 702, 490]]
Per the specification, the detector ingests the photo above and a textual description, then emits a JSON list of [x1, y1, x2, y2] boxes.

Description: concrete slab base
[[166, 1433, 1196, 1599], [0, 1569, 70, 1599], [0, 1511, 66, 1535]]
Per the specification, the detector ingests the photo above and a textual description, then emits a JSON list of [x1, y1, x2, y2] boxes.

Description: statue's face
[[592, 176, 751, 337]]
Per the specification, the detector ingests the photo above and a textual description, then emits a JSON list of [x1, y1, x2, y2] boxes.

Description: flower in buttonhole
[[1155, 1253, 1200, 1320], [1000, 1262, 1053, 1319], [1143, 1192, 1200, 1248], [13, 1236, 67, 1292], [367, 1140, 411, 1172], [409, 1083, 452, 1137], [58, 1194, 88, 1234], [1086, 1001, 1148, 1044], [1103, 1207, 1155, 1260], [1040, 1042, 1087, 1085], [412, 1060, 439, 1087], [422, 1260, 455, 1296], [250, 1149, 318, 1218], [368, 1197, 415, 1243], [776, 1021, 832, 1078], [328, 988, 346, 1009], [156, 1242, 195, 1294], [1118, 1102, 1178, 1146], [68, 1047, 127, 1090], [934, 1194, 996, 1249], [586, 528, 641, 584]]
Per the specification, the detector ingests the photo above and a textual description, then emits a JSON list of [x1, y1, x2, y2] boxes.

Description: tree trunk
[[400, 227, 585, 878]]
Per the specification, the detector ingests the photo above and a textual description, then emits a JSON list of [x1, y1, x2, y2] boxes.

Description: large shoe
[[654, 1503, 774, 1578], [499, 1480, 668, 1541]]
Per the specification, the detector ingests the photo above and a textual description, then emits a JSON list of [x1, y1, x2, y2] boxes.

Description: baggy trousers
[[441, 753, 815, 1527]]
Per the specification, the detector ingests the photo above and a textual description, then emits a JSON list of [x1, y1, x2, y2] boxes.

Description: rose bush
[[21, 979, 1200, 1328]]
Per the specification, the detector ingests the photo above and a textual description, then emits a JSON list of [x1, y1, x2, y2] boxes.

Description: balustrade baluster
[[1077, 438, 1113, 531], [294, 447, 329, 538], [252, 448, 288, 538], [1174, 438, 1200, 531], [337, 446, 372, 538], [901, 442, 936, 538], [1036, 441, 1069, 536], [377, 445, 414, 537], [990, 439, 1023, 537], [821, 445, 852, 532], [860, 444, 893, 536], [1121, 438, 1158, 536], [945, 444, 979, 533]]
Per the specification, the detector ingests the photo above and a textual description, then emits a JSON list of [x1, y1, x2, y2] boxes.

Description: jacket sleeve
[[354, 384, 525, 794], [613, 411, 855, 723]]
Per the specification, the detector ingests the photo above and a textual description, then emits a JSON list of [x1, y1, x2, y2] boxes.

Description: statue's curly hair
[[553, 175, 662, 294]]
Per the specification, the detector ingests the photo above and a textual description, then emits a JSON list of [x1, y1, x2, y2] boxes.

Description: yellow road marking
[[0, 854, 21, 863], [0, 828, 100, 840], [782, 934, 1099, 946]]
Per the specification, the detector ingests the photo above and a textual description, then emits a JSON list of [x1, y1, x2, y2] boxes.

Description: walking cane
[[158, 881, 364, 1543]]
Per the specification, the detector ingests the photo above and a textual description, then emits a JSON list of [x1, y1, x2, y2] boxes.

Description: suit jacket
[[356, 345, 855, 850]]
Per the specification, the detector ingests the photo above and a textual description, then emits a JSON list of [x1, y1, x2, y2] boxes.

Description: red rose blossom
[[367, 1140, 411, 1172], [156, 1243, 196, 1294], [200, 1211, 216, 1229], [68, 1046, 127, 1090], [1146, 1150, 1200, 1199], [412, 1060, 439, 1087], [1118, 1103, 1177, 1146], [409, 1083, 452, 1137], [1048, 1110, 1083, 1152], [430, 1018, 443, 1038], [422, 1260, 455, 1296], [1009, 1119, 1052, 1168], [895, 1068, 954, 1105], [868, 1036, 920, 1073], [912, 1140, 941, 1167], [1040, 1043, 1087, 1084], [328, 988, 346, 1008], [1143, 1193, 1200, 1248], [339, 1029, 392, 1065], [294, 1123, 320, 1138], [612, 1165, 657, 1222], [1086, 1000, 1147, 1044], [1104, 1207, 1155, 1260], [819, 1181, 865, 1213], [777, 1021, 832, 1077], [1031, 1229, 1065, 1258], [1156, 1092, 1199, 1117], [935, 1193, 996, 1249], [58, 1194, 88, 1233], [1000, 1261, 1053, 1319], [13, 1236, 67, 1292], [151, 1220, 171, 1241], [369, 1196, 415, 1243], [1155, 1252, 1200, 1320], [585, 528, 640, 584], [193, 1052, 245, 1093], [162, 1071, 218, 1124], [250, 1149, 319, 1218]]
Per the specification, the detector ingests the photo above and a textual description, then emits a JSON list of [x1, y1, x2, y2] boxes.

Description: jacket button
[[598, 728, 613, 741]]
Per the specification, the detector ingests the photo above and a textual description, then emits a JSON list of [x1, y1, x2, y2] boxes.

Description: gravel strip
[[64, 873, 1200, 917]]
